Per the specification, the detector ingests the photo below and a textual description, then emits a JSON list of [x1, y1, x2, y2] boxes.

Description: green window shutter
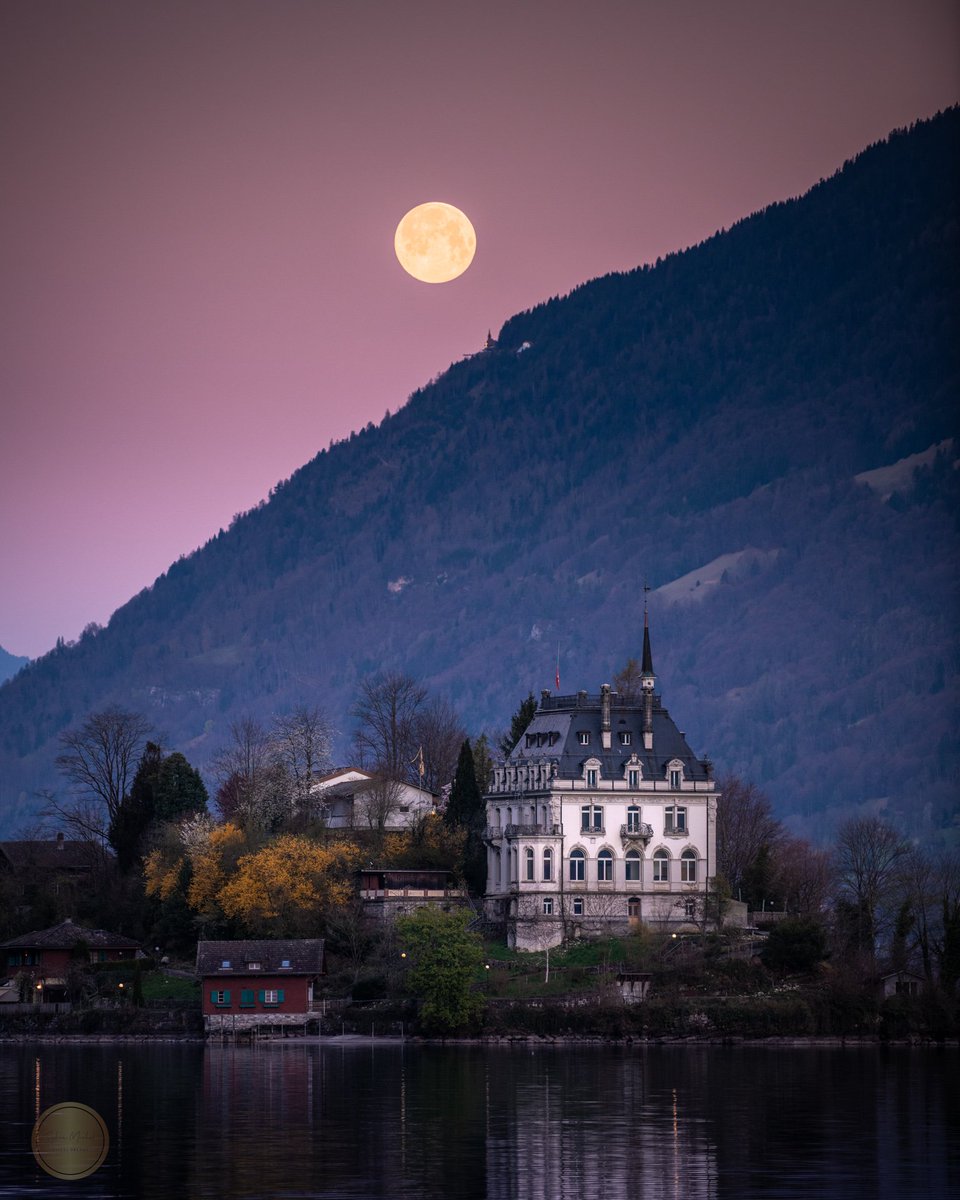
[[223, 990, 231, 1004], [241, 989, 254, 1005], [210, 991, 217, 1004], [257, 990, 265, 1004], [277, 990, 285, 1004]]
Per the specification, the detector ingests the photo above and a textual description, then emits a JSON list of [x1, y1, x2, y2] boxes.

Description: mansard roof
[[506, 691, 711, 782]]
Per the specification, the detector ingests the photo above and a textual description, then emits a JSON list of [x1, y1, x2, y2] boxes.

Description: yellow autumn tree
[[144, 846, 184, 902], [187, 823, 247, 918], [380, 813, 466, 874], [219, 835, 361, 936]]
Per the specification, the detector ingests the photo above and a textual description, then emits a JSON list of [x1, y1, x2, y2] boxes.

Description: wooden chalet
[[196, 939, 326, 1036], [0, 918, 141, 1003]]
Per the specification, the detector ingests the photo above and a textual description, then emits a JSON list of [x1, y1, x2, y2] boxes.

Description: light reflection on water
[[0, 1043, 956, 1199]]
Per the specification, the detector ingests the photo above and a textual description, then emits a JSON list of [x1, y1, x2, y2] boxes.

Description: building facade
[[483, 621, 719, 950], [356, 867, 469, 925], [197, 939, 325, 1034]]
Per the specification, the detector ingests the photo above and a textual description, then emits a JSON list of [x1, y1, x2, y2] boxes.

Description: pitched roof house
[[0, 918, 141, 1002], [196, 939, 326, 1034], [0, 835, 108, 919], [484, 615, 720, 950], [309, 768, 436, 831]]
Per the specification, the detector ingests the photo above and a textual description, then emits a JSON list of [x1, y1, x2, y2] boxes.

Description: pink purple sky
[[2, 1, 957, 659]]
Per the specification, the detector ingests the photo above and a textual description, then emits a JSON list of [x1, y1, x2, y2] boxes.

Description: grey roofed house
[[484, 614, 720, 950], [0, 835, 103, 877], [196, 939, 326, 978], [508, 624, 710, 783], [512, 692, 711, 783], [1, 919, 141, 952]]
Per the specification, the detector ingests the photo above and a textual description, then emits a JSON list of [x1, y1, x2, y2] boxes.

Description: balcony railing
[[620, 822, 654, 840], [503, 823, 562, 838]]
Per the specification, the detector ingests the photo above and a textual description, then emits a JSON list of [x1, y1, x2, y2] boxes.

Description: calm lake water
[[0, 1041, 957, 1199]]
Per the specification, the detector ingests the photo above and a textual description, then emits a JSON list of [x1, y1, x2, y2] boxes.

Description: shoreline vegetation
[[1, 1031, 957, 1049], [3, 920, 959, 1044], [2, 974, 958, 1044]]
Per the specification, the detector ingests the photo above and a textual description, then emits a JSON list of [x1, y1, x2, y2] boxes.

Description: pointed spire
[[641, 586, 655, 751], [641, 584, 654, 677]]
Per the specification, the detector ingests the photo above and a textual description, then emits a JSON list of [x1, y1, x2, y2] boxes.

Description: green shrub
[[762, 919, 829, 973]]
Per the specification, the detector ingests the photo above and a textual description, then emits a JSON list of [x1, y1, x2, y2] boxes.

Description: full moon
[[394, 201, 476, 283]]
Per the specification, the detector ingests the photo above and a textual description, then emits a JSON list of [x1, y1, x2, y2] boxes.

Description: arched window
[[510, 847, 518, 882], [597, 849, 614, 882], [569, 849, 585, 882], [625, 850, 641, 881], [542, 848, 553, 881], [628, 896, 642, 919], [653, 849, 670, 883], [494, 849, 501, 887], [680, 849, 698, 883], [525, 847, 535, 881]]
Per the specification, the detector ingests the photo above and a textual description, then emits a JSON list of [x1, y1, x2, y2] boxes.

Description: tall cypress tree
[[109, 744, 208, 873], [498, 694, 536, 757], [154, 752, 208, 823], [445, 739, 487, 895], [109, 741, 163, 873]]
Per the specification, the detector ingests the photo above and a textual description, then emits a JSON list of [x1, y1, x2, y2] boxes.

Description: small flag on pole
[[555, 642, 561, 690]]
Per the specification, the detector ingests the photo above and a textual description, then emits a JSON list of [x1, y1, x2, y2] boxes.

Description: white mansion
[[483, 619, 719, 950]]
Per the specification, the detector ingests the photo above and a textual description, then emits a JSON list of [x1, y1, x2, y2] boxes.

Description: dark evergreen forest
[[1, 110, 957, 841]]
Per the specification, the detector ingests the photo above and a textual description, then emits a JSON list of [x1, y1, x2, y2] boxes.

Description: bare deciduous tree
[[54, 707, 152, 832], [212, 716, 271, 791], [212, 716, 292, 831], [613, 657, 643, 702], [355, 774, 405, 836], [834, 815, 909, 958], [716, 776, 784, 901], [775, 836, 832, 917], [271, 704, 334, 809], [352, 673, 427, 782], [413, 695, 466, 794]]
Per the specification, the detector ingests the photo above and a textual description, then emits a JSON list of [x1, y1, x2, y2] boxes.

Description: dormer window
[[578, 731, 591, 746], [280, 960, 291, 969], [221, 960, 232, 969], [619, 731, 632, 746], [667, 759, 684, 789], [586, 768, 598, 788], [247, 962, 261, 971]]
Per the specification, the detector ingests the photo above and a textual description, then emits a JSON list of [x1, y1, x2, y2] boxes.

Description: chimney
[[56, 832, 65, 851], [643, 690, 654, 751], [601, 684, 612, 750]]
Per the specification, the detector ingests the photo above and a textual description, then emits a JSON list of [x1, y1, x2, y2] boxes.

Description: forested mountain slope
[[2, 110, 957, 840], [0, 647, 28, 687]]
